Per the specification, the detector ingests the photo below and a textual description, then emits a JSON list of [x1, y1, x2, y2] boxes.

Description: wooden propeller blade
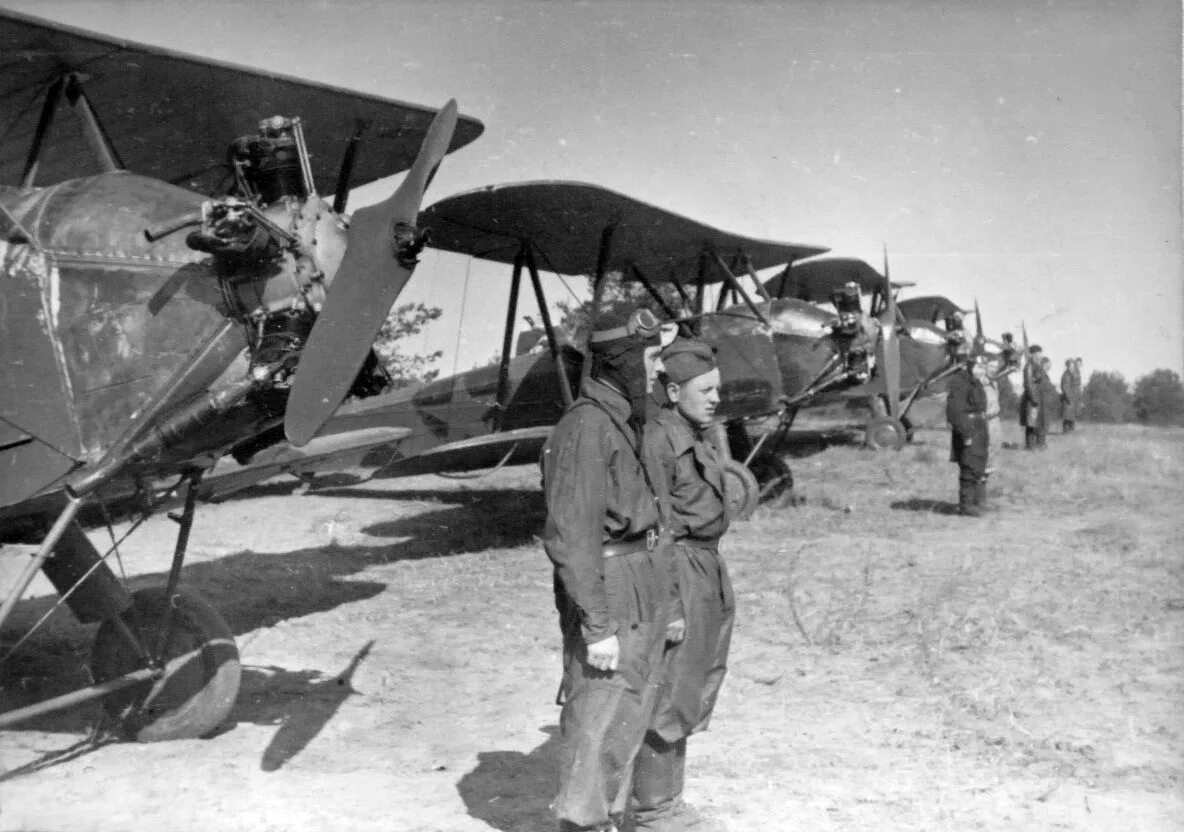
[[878, 246, 901, 420], [284, 100, 458, 447]]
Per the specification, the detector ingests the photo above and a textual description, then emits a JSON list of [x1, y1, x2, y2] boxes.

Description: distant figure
[[994, 332, 1021, 379], [1061, 358, 1082, 433], [981, 357, 1004, 467], [1040, 356, 1060, 432], [1020, 344, 1050, 450], [943, 309, 968, 360], [946, 353, 990, 516]]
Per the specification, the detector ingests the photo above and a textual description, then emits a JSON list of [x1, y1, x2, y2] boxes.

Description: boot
[[974, 479, 991, 512], [958, 478, 981, 517]]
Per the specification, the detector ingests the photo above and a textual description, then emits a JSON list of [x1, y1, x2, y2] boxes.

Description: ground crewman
[[947, 352, 990, 516], [632, 337, 734, 831]]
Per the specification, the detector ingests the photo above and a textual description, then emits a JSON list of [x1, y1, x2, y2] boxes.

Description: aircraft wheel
[[864, 417, 906, 451], [91, 588, 241, 742], [722, 459, 760, 521], [748, 453, 795, 503]]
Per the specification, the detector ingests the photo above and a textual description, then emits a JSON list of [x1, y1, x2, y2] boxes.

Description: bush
[[1133, 369, 1184, 426], [1081, 371, 1134, 423], [374, 302, 443, 388]]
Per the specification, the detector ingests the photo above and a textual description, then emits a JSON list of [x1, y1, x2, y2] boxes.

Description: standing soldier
[[540, 307, 677, 832], [632, 338, 734, 832], [1020, 344, 1048, 450], [1060, 357, 1082, 433], [947, 352, 990, 515]]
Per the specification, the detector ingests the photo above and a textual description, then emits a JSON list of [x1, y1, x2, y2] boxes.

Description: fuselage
[[0, 171, 347, 517]]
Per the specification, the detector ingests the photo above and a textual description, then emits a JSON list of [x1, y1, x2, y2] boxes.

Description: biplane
[[0, 9, 482, 738], [204, 183, 994, 519]]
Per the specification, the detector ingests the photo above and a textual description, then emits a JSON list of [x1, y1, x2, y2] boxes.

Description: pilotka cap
[[661, 337, 717, 385]]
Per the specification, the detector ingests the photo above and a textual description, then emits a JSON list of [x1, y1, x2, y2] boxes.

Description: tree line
[[997, 368, 1184, 427]]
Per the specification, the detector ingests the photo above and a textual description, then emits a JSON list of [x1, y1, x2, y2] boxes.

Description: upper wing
[[419, 180, 826, 280], [0, 9, 483, 192], [763, 257, 887, 302], [897, 295, 967, 325]]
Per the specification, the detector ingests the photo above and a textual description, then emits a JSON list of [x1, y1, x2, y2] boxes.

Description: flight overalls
[[632, 405, 735, 830], [541, 378, 674, 831], [946, 367, 989, 513]]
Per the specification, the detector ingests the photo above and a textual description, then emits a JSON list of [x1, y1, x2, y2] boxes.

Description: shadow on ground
[[890, 497, 962, 515], [458, 724, 561, 832], [1, 488, 544, 745]]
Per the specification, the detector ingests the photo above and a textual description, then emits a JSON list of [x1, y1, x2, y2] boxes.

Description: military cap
[[661, 337, 718, 385], [1029, 344, 1043, 353], [588, 307, 663, 352]]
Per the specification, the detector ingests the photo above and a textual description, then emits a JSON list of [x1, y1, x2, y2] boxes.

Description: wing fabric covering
[[0, 9, 483, 191], [420, 181, 826, 279]]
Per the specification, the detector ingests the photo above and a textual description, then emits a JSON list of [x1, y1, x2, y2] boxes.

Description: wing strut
[[581, 223, 618, 388], [524, 244, 573, 408], [19, 75, 65, 188], [494, 247, 526, 427], [709, 247, 769, 326], [65, 74, 124, 174]]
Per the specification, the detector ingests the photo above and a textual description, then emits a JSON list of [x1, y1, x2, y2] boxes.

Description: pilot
[[540, 306, 677, 832], [946, 350, 990, 516], [632, 337, 734, 832]]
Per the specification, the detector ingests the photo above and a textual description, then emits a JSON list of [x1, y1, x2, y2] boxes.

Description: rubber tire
[[722, 459, 760, 521], [864, 417, 906, 451], [748, 453, 795, 503], [91, 588, 241, 742]]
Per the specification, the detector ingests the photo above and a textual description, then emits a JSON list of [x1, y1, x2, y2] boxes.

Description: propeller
[[877, 245, 902, 421], [284, 100, 459, 447], [973, 298, 986, 355]]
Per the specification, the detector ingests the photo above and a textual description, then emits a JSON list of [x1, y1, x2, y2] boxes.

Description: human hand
[[586, 635, 620, 671], [666, 618, 686, 644]]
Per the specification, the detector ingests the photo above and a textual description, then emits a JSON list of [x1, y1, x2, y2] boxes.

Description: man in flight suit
[[632, 337, 734, 831], [947, 352, 990, 516], [541, 307, 677, 832], [1020, 344, 1050, 450]]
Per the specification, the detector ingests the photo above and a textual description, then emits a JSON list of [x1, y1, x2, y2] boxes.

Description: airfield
[[1, 415, 1182, 832]]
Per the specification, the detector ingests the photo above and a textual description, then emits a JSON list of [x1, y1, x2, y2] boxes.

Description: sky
[[6, 0, 1181, 383]]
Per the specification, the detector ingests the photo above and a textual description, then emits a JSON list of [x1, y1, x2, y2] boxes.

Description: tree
[[1133, 369, 1184, 426], [373, 302, 443, 389], [1081, 370, 1134, 423]]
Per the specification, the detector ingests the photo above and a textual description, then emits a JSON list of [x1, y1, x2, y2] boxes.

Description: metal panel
[[0, 9, 483, 193]]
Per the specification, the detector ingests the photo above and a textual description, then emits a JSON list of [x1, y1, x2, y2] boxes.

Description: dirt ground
[[2, 419, 1182, 831]]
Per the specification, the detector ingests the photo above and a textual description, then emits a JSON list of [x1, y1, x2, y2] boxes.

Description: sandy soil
[[2, 420, 1182, 831]]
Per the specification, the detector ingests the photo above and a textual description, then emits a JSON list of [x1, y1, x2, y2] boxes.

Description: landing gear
[[748, 452, 795, 502], [721, 459, 759, 521], [864, 417, 906, 451], [92, 588, 241, 741]]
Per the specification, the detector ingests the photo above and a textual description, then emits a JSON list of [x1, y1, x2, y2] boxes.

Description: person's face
[[667, 368, 722, 427], [643, 344, 665, 393], [971, 362, 988, 382]]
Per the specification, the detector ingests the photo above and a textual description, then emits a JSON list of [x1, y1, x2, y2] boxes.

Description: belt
[[602, 527, 662, 558]]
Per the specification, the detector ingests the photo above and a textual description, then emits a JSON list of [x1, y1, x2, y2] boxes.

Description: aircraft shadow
[[457, 724, 561, 832], [890, 497, 963, 515], [1, 491, 544, 744]]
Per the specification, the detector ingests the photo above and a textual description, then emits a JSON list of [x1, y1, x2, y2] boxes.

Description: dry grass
[[2, 423, 1182, 831]]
